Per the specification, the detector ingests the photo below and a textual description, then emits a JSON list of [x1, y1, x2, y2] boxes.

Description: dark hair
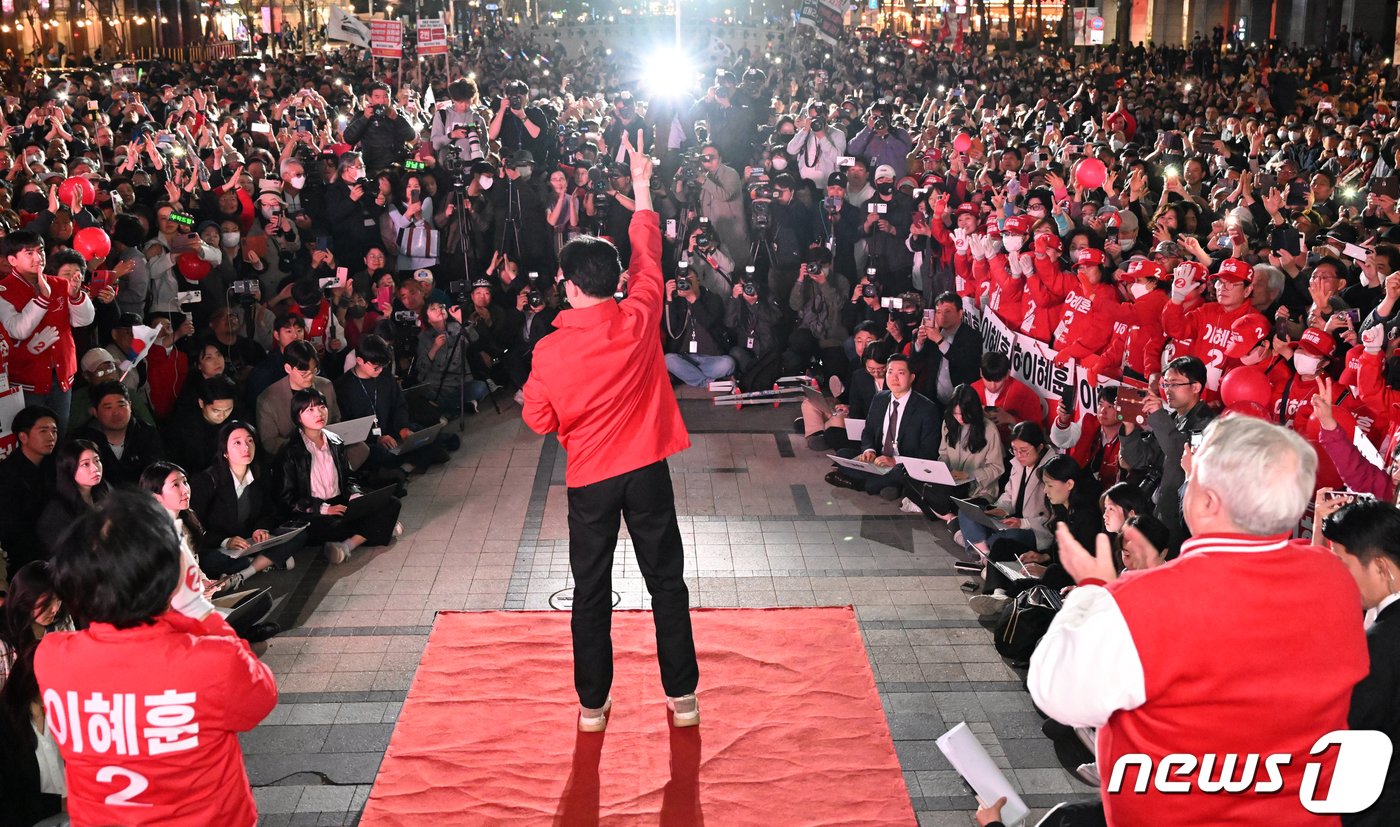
[[49, 248, 87, 274], [216, 420, 259, 472], [138, 460, 187, 498], [89, 379, 130, 408], [112, 212, 147, 248], [852, 320, 882, 339], [885, 353, 911, 371], [1101, 481, 1154, 523], [1124, 513, 1175, 563], [0, 229, 43, 259], [559, 235, 622, 299], [1321, 499, 1400, 566], [356, 333, 393, 366], [1041, 454, 1101, 515], [1009, 420, 1047, 450], [933, 291, 961, 311], [863, 341, 889, 365], [283, 339, 319, 371], [1164, 355, 1207, 389], [365, 81, 391, 96], [945, 384, 988, 454], [0, 561, 61, 753], [291, 387, 329, 428], [53, 439, 109, 509], [448, 78, 477, 101], [48, 491, 182, 629], [200, 374, 238, 404], [981, 352, 1011, 382], [273, 311, 308, 333], [11, 404, 58, 437]]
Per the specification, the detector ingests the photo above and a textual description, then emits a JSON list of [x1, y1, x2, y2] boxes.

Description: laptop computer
[[326, 414, 376, 444], [343, 484, 398, 521], [386, 421, 446, 456], [844, 418, 865, 441], [826, 454, 893, 476], [802, 385, 837, 417], [901, 457, 959, 486], [951, 496, 1007, 531]]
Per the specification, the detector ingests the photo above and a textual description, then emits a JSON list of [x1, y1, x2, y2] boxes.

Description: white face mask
[[289, 175, 306, 189], [771, 157, 788, 170], [1293, 352, 1322, 376], [1239, 345, 1266, 366], [1028, 206, 1047, 218], [1119, 239, 1136, 252], [479, 176, 494, 190], [1003, 236, 1024, 253], [1128, 281, 1154, 299], [221, 232, 240, 247]]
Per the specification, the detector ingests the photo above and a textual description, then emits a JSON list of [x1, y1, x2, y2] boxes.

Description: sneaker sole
[[968, 595, 1008, 616], [578, 698, 612, 733], [325, 545, 348, 565], [665, 696, 700, 727]]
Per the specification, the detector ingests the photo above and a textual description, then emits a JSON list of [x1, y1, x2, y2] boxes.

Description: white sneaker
[[280, 555, 296, 572], [220, 563, 256, 593], [578, 697, 612, 733], [666, 693, 700, 727], [1075, 762, 1101, 786], [899, 497, 922, 514], [953, 530, 965, 547], [393, 522, 404, 538], [324, 542, 350, 565], [968, 590, 1009, 616]]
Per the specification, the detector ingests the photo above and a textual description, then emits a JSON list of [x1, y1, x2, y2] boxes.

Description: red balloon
[[72, 227, 111, 260], [58, 176, 97, 207], [177, 252, 212, 281], [1075, 157, 1108, 190], [1220, 366, 1273, 410], [952, 133, 972, 154]]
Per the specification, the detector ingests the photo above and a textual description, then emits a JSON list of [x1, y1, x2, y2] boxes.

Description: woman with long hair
[[955, 421, 1056, 559], [546, 169, 580, 258], [278, 389, 402, 564], [190, 420, 303, 578], [35, 439, 110, 559], [905, 384, 1004, 522], [387, 171, 438, 275]]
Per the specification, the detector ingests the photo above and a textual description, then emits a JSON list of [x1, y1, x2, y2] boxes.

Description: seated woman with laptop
[[903, 384, 1004, 522]]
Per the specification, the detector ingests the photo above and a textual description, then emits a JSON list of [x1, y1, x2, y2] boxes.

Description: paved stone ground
[[242, 389, 1094, 826]]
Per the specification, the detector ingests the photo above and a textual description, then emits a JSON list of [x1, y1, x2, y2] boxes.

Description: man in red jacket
[[1162, 257, 1267, 391], [1050, 248, 1123, 365], [522, 137, 699, 732], [1030, 416, 1368, 825]]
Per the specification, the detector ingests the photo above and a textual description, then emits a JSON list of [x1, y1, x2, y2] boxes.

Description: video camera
[[231, 280, 260, 302]]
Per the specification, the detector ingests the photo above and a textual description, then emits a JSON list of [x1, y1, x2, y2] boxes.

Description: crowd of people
[[0, 12, 1395, 825]]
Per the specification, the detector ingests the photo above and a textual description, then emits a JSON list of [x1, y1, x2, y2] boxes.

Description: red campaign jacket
[[984, 253, 1025, 329], [972, 377, 1045, 429], [0, 274, 96, 394], [1092, 289, 1169, 381], [1020, 255, 1074, 343], [951, 249, 980, 299], [1161, 299, 1265, 382], [34, 610, 277, 827], [522, 209, 691, 487], [145, 343, 189, 421], [1051, 282, 1123, 362]]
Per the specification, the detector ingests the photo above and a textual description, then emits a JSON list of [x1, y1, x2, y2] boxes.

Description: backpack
[[993, 585, 1063, 665], [737, 350, 785, 394]]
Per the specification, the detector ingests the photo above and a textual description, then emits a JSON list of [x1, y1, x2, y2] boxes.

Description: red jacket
[[0, 274, 96, 394], [972, 377, 1044, 428], [1019, 254, 1074, 343], [1051, 283, 1123, 362], [145, 343, 189, 421], [34, 610, 277, 827], [1161, 300, 1265, 389], [523, 210, 690, 487], [984, 253, 1024, 329]]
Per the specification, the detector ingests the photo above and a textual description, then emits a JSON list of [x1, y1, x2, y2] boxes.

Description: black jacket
[[860, 389, 941, 460], [1345, 600, 1400, 827], [320, 179, 384, 268], [665, 289, 729, 356], [724, 295, 781, 357], [277, 431, 362, 516], [77, 419, 164, 488], [846, 369, 880, 421], [189, 464, 278, 545], [334, 370, 411, 438], [164, 405, 226, 475], [0, 450, 51, 571], [341, 110, 415, 173], [909, 323, 984, 403]]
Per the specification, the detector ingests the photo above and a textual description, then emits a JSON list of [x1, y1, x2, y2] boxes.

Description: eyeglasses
[[701, 155, 718, 162], [1159, 380, 1194, 389]]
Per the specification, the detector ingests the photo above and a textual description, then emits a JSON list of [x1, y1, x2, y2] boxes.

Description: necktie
[[882, 397, 900, 458]]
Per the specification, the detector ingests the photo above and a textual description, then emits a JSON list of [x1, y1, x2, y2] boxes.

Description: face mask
[[1239, 344, 1267, 366], [221, 232, 240, 247], [779, 130, 794, 138], [875, 182, 894, 196], [1119, 239, 1136, 252], [1288, 131, 1301, 142], [771, 157, 788, 170], [479, 176, 494, 190], [1028, 206, 1046, 218], [1362, 151, 1376, 163], [1293, 352, 1322, 376], [289, 175, 306, 189], [1109, 138, 1125, 152], [1129, 281, 1154, 299], [1003, 236, 1024, 253], [516, 168, 533, 182]]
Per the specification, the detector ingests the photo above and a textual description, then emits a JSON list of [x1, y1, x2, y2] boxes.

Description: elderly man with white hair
[[1028, 415, 1369, 825]]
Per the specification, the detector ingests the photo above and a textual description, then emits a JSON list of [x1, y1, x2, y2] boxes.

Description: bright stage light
[[642, 48, 693, 99]]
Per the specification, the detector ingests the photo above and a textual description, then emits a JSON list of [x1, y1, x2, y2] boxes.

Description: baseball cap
[[1215, 258, 1253, 283], [1298, 327, 1336, 357], [508, 149, 535, 168], [805, 246, 834, 264], [80, 347, 117, 373], [873, 164, 896, 182], [1003, 215, 1033, 236], [1123, 259, 1164, 282], [955, 203, 979, 217], [413, 268, 434, 284], [1153, 240, 1184, 258], [1224, 314, 1272, 359], [983, 219, 1002, 238], [1076, 248, 1105, 267], [826, 171, 848, 188]]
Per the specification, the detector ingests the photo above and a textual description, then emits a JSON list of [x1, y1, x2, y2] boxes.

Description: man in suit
[[910, 291, 983, 407], [827, 353, 940, 500]]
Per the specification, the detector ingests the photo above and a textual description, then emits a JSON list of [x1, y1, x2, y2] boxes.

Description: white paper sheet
[[935, 722, 1030, 826]]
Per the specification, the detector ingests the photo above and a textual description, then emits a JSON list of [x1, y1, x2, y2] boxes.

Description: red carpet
[[360, 607, 916, 826]]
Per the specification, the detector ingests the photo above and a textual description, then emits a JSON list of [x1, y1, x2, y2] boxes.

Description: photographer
[[724, 273, 781, 379], [693, 144, 752, 270], [417, 295, 490, 418], [342, 82, 415, 174], [582, 163, 637, 264], [684, 223, 736, 296], [489, 79, 548, 162], [664, 269, 735, 387], [847, 103, 914, 179], [763, 173, 818, 304], [490, 150, 553, 277], [502, 280, 560, 398], [431, 78, 489, 167], [818, 171, 865, 282], [787, 104, 847, 189], [784, 247, 850, 381], [321, 152, 384, 274], [860, 165, 916, 295], [602, 91, 650, 164]]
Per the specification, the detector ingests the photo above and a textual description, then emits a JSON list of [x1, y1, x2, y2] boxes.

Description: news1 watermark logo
[[1107, 731, 1393, 813]]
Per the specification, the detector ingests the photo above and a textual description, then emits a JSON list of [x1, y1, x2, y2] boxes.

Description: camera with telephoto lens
[[231, 280, 260, 301], [527, 289, 544, 308], [372, 104, 387, 118], [810, 116, 826, 134], [693, 226, 714, 252], [508, 94, 524, 110], [874, 117, 889, 131]]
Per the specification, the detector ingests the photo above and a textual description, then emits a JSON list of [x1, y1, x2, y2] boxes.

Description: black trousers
[[566, 459, 699, 709]]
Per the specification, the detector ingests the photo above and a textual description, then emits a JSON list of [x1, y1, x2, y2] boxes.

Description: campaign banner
[[326, 6, 371, 49], [111, 67, 138, 85], [370, 19, 404, 59], [798, 0, 844, 45], [967, 305, 1105, 419], [417, 18, 448, 56]]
